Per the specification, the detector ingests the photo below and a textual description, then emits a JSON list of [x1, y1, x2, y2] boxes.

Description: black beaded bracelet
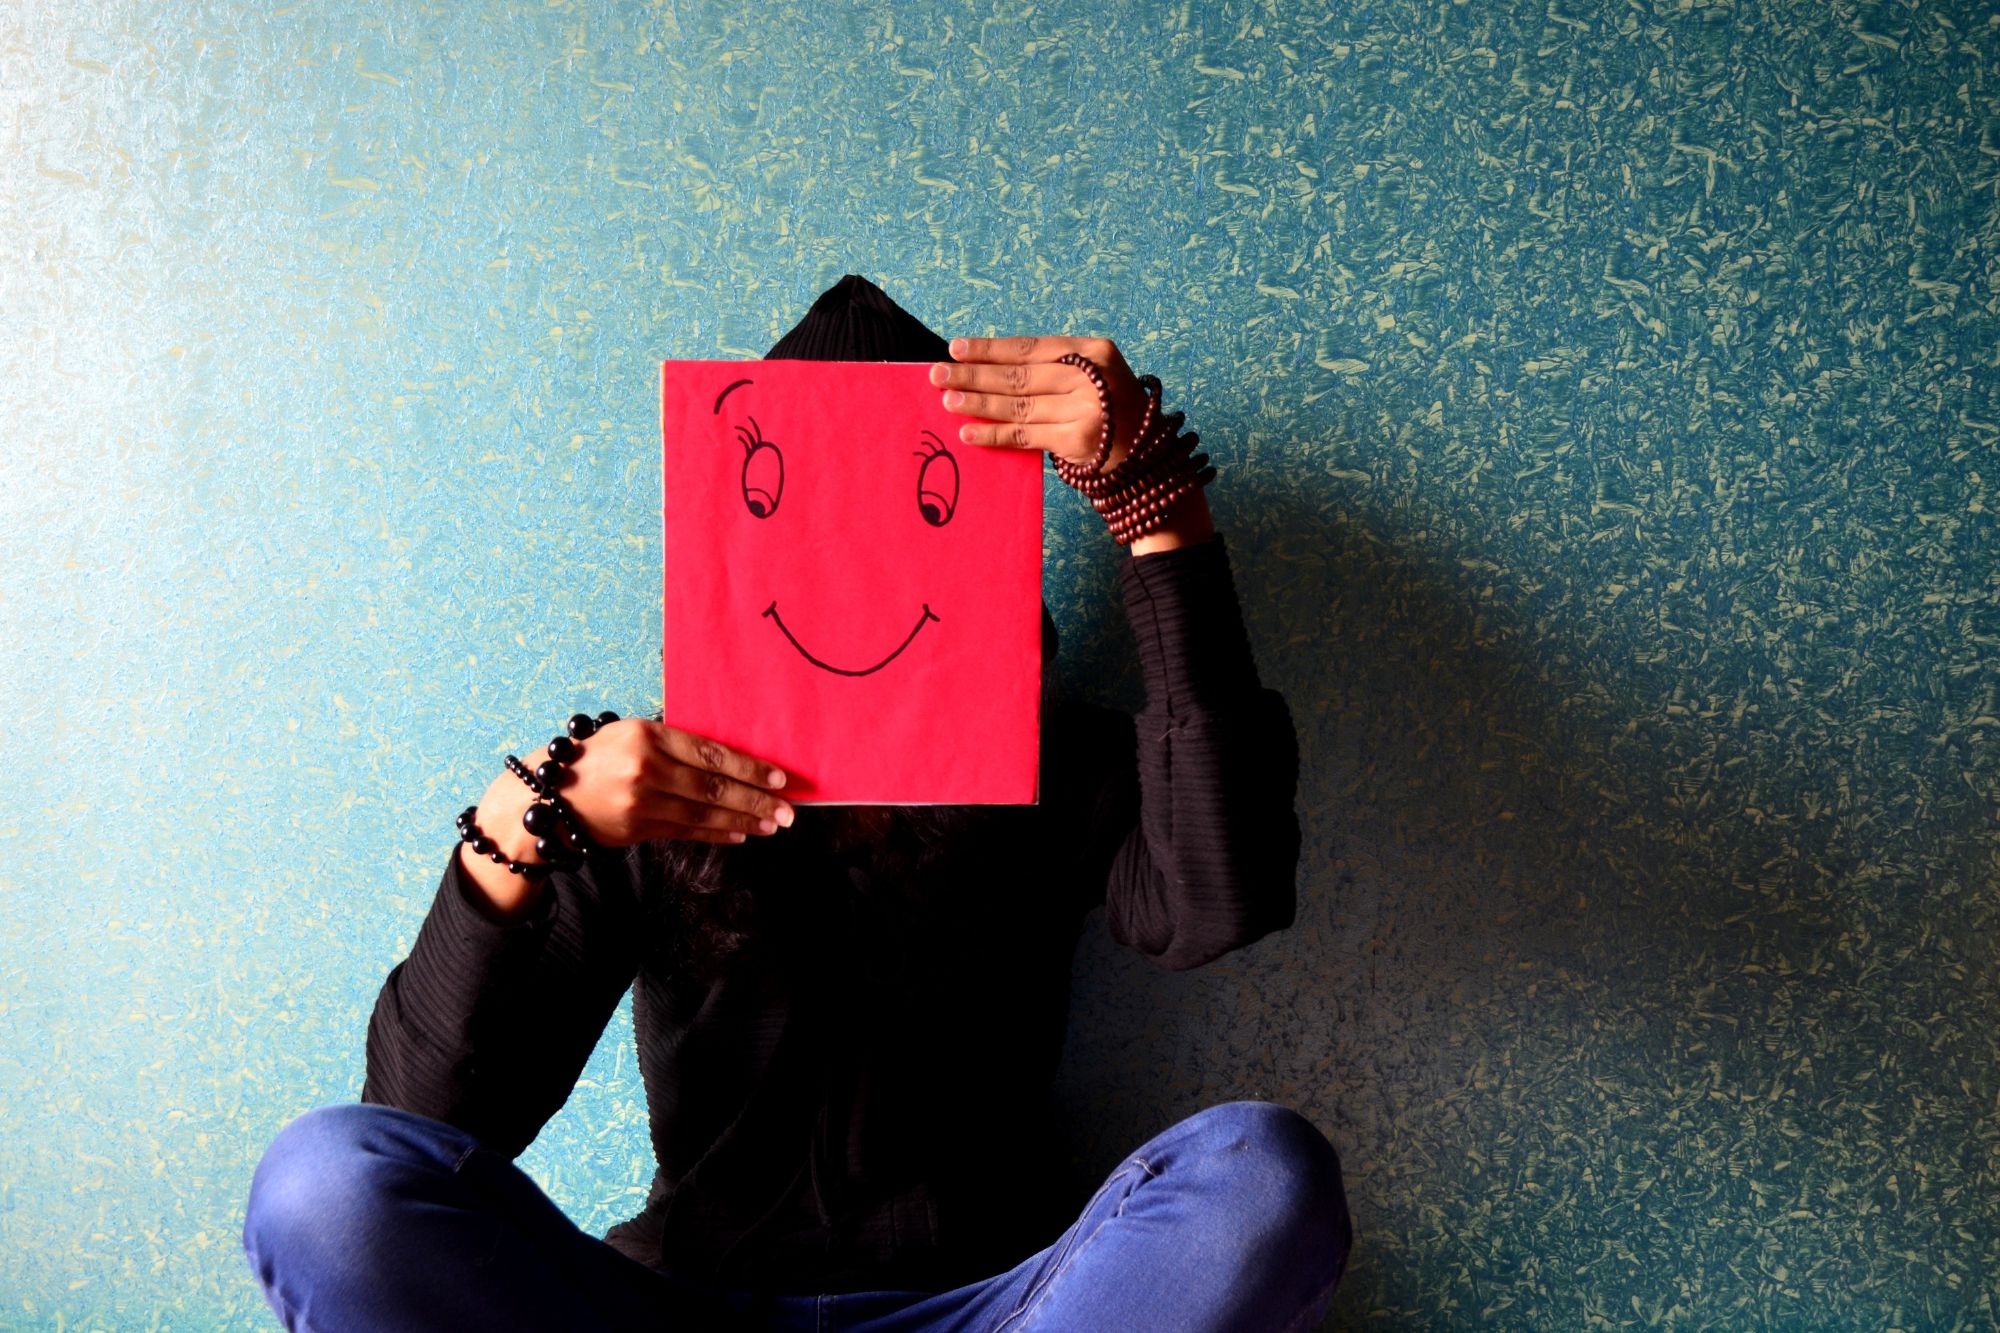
[[526, 710, 619, 864], [504, 753, 543, 796], [460, 709, 623, 880], [457, 804, 552, 880], [530, 711, 621, 791]]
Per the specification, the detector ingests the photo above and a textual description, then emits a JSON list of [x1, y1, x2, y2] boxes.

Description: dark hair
[[639, 789, 1011, 986]]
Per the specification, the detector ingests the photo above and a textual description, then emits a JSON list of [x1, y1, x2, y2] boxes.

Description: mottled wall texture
[[4, 0, 1996, 1328]]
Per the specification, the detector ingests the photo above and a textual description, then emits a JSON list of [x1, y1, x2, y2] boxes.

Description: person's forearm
[[1088, 421, 1217, 557], [1127, 490, 1216, 556], [459, 750, 552, 923], [364, 791, 644, 1158], [1095, 531, 1299, 968]]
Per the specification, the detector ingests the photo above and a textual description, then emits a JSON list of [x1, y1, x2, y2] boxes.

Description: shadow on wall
[[1044, 414, 1927, 1323]]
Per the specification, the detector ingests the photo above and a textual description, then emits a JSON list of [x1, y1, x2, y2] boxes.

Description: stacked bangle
[[1053, 351, 1116, 476], [1050, 358, 1216, 546], [458, 710, 621, 880]]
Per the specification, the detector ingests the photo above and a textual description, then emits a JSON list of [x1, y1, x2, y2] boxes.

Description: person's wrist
[[455, 770, 546, 923], [1127, 489, 1216, 555], [1049, 360, 1214, 547], [479, 767, 544, 866]]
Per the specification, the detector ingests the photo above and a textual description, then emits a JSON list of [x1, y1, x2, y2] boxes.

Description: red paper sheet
[[661, 360, 1043, 804]]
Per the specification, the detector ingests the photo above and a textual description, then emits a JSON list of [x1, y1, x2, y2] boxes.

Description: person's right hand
[[550, 719, 795, 847]]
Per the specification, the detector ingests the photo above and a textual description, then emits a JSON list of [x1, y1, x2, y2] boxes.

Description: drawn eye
[[738, 417, 783, 519], [914, 430, 958, 527]]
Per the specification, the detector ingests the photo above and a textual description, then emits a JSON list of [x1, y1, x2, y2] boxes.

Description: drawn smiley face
[[663, 357, 1042, 802], [713, 376, 959, 677]]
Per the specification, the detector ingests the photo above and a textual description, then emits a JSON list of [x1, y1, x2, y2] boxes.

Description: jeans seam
[[990, 1167, 1129, 1330], [992, 1157, 1156, 1333]]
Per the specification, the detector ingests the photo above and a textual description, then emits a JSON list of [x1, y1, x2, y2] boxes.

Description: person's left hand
[[930, 336, 1151, 472]]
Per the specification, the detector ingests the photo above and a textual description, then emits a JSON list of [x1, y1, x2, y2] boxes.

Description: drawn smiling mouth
[[762, 601, 940, 677]]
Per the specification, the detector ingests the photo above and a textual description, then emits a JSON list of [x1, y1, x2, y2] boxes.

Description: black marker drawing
[[762, 602, 941, 677], [914, 429, 958, 527], [709, 376, 954, 676], [715, 379, 785, 518], [738, 416, 783, 518]]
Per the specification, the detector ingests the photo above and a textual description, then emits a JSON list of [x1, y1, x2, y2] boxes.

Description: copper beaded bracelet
[[1102, 440, 1213, 544], [1106, 462, 1216, 544], [1097, 456, 1210, 524], [1081, 422, 1201, 508], [458, 710, 621, 879], [1049, 356, 1215, 546], [1053, 352, 1117, 477], [1061, 380, 1177, 499]]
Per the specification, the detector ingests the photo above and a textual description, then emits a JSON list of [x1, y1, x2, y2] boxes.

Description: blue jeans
[[242, 1099, 1350, 1332]]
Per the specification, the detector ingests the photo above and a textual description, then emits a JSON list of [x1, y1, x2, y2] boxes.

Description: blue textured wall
[[5, 1, 1996, 1328]]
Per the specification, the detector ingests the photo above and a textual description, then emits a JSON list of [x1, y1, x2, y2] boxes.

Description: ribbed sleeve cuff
[[1117, 533, 1262, 713], [394, 851, 557, 1033], [439, 846, 559, 934]]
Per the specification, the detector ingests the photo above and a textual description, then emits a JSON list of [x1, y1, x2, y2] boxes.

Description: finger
[[940, 387, 1083, 426], [929, 360, 1076, 396], [649, 793, 785, 835], [949, 335, 1119, 366], [654, 722, 787, 789], [664, 824, 751, 845], [953, 419, 1081, 452], [654, 762, 795, 824]]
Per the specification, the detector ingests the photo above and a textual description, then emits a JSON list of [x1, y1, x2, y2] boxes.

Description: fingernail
[[767, 768, 786, 787], [776, 806, 795, 828], [758, 818, 777, 834], [929, 363, 949, 386], [943, 390, 963, 408], [949, 337, 967, 357], [729, 831, 747, 843]]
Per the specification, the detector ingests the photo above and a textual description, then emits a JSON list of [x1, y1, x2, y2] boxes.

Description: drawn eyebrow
[[713, 378, 754, 414]]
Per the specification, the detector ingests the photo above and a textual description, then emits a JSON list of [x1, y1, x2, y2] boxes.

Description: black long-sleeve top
[[360, 533, 1302, 1296]]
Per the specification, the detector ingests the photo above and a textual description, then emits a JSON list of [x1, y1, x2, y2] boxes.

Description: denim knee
[[242, 1102, 461, 1268], [1191, 1101, 1352, 1269]]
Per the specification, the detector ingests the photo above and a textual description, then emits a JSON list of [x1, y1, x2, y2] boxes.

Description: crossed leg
[[242, 1098, 1351, 1333]]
